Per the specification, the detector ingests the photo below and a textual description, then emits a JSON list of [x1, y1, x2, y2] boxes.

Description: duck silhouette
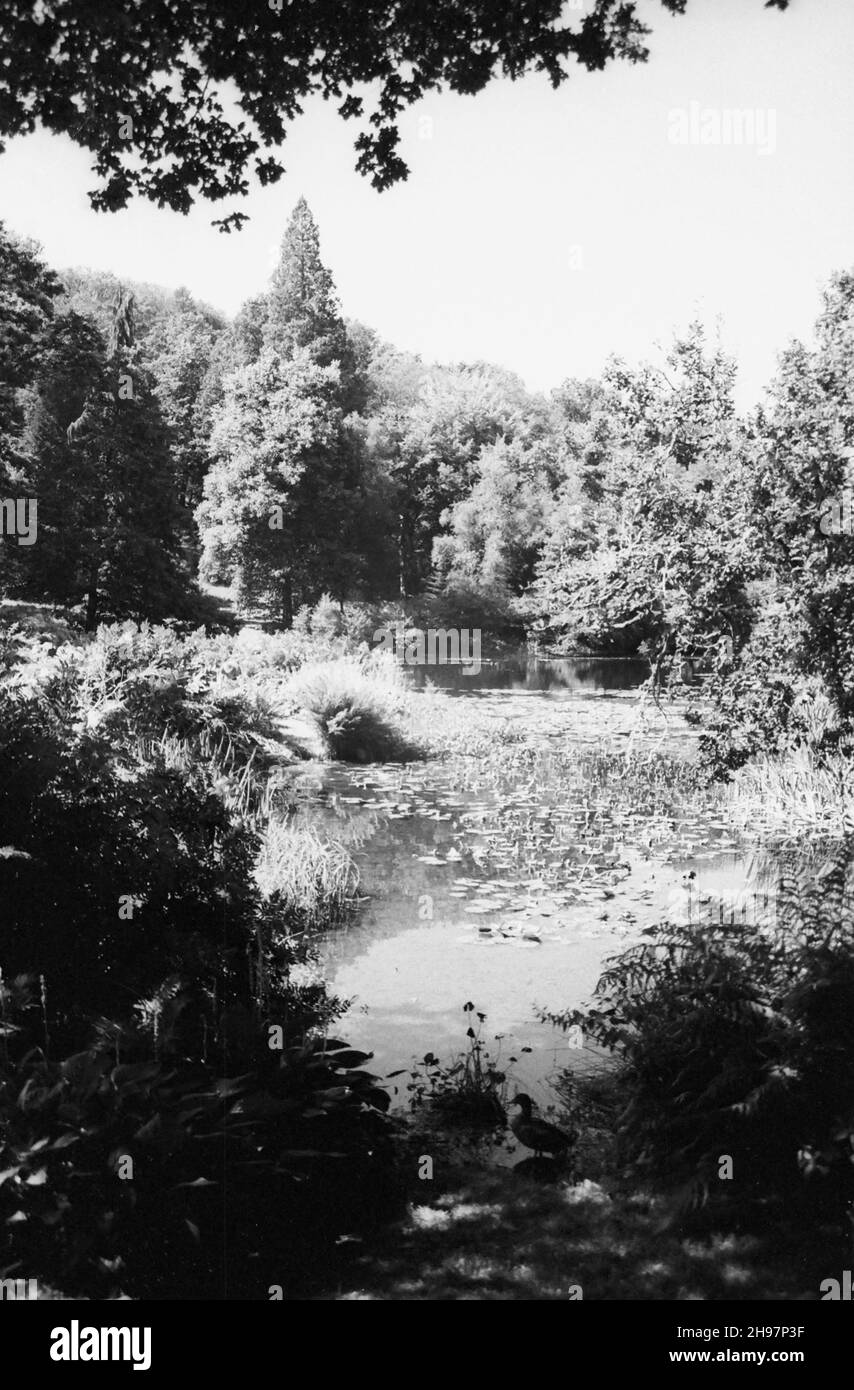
[[509, 1094, 576, 1160]]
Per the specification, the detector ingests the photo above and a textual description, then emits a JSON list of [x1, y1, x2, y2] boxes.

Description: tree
[[0, 2, 790, 230], [10, 309, 194, 628], [193, 295, 270, 458], [749, 271, 854, 725], [60, 271, 225, 518], [144, 287, 226, 511], [432, 436, 553, 623], [696, 271, 854, 775], [196, 202, 369, 621], [197, 351, 362, 624], [264, 199, 350, 371], [363, 355, 535, 596], [61, 268, 175, 345], [5, 310, 106, 607], [532, 326, 756, 667], [0, 223, 60, 474]]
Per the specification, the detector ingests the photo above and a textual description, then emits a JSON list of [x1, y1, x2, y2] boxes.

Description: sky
[[0, 0, 852, 410]]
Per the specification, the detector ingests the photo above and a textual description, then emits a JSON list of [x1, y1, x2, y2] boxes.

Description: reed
[[726, 746, 853, 840], [254, 817, 360, 928]]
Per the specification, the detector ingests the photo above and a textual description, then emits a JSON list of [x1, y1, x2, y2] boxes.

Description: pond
[[296, 658, 766, 1123]]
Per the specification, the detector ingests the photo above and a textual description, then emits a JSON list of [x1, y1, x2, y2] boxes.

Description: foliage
[[255, 818, 360, 928], [4, 305, 200, 628], [263, 198, 353, 374], [0, 2, 775, 228], [197, 204, 366, 621], [404, 1005, 514, 1127], [0, 610, 399, 1298], [545, 853, 854, 1217], [142, 287, 226, 512], [532, 325, 757, 676], [725, 744, 854, 841], [0, 222, 61, 472], [0, 619, 399, 1042], [0, 682, 262, 1029], [694, 271, 854, 773], [431, 437, 552, 631], [198, 350, 362, 621], [0, 979, 395, 1299], [282, 653, 419, 762]]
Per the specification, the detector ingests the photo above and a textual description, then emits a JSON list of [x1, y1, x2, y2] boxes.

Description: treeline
[[2, 203, 853, 772]]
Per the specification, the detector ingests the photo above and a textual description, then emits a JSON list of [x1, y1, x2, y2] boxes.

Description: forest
[[4, 197, 854, 712]]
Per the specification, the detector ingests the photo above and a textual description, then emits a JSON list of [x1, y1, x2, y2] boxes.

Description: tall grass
[[726, 746, 853, 840], [282, 653, 420, 761], [255, 817, 360, 928]]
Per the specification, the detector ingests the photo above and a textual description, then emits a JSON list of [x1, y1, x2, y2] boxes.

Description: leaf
[[51, 1133, 79, 1150], [111, 1061, 161, 1087], [362, 1087, 391, 1112], [327, 1050, 374, 1068]]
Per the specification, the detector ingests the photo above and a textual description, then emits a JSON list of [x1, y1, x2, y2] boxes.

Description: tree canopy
[[0, 0, 790, 230]]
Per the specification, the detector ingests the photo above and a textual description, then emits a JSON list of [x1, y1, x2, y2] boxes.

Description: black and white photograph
[[0, 0, 852, 1356]]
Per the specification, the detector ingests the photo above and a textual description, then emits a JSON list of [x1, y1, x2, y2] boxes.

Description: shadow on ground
[[327, 1162, 837, 1301]]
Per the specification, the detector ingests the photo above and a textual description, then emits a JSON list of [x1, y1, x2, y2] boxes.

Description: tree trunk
[[398, 514, 415, 599], [281, 573, 293, 629], [85, 566, 99, 631]]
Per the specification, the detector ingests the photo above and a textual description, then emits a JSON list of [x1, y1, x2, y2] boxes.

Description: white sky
[[0, 0, 852, 409]]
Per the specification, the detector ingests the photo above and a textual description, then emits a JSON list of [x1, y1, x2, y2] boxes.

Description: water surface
[[301, 658, 760, 1116]]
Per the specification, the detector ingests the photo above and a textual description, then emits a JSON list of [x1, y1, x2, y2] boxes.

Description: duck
[[509, 1094, 576, 1159]]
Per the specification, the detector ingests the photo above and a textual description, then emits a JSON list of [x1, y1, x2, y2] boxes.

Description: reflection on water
[[406, 650, 649, 694], [294, 657, 809, 1121]]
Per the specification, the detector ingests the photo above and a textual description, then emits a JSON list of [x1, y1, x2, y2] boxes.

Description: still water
[[299, 658, 759, 1115]]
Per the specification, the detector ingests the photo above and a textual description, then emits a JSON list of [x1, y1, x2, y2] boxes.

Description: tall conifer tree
[[263, 198, 351, 374], [199, 200, 364, 624]]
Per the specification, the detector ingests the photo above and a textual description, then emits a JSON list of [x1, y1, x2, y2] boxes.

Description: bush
[[545, 854, 854, 1216], [0, 686, 264, 1032], [0, 978, 396, 1299], [283, 653, 419, 761]]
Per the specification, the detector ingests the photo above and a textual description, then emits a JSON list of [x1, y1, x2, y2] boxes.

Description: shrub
[[545, 854, 854, 1216], [0, 687, 263, 1033], [283, 653, 419, 761], [0, 978, 396, 1299]]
